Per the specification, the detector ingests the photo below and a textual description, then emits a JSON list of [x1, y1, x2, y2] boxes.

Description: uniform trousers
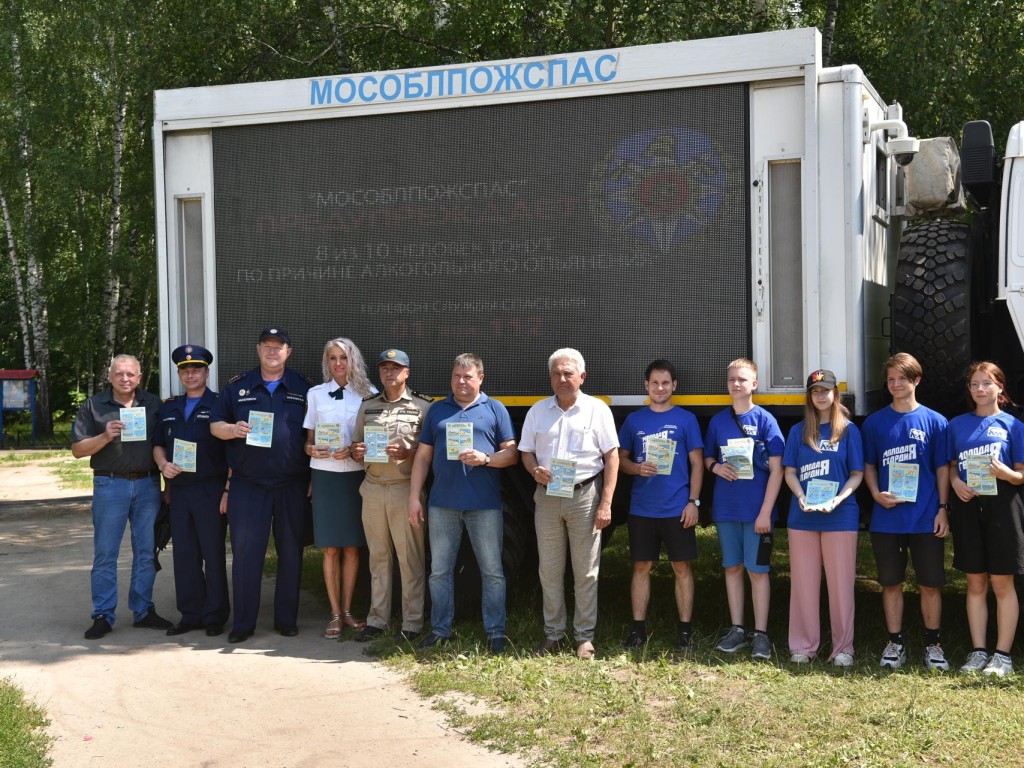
[[534, 477, 602, 644], [788, 528, 858, 660], [168, 477, 230, 626], [360, 477, 426, 633], [227, 477, 306, 633]]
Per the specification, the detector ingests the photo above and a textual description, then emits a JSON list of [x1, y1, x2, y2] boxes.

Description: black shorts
[[870, 532, 946, 587], [628, 514, 697, 562], [949, 482, 1024, 576]]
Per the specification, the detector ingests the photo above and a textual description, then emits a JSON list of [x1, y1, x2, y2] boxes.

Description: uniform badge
[[239, 389, 247, 397], [185, 345, 193, 353], [386, 349, 397, 359], [270, 328, 278, 334]]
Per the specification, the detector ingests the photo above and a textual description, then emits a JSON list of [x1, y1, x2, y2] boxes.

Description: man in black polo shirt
[[72, 354, 173, 639]]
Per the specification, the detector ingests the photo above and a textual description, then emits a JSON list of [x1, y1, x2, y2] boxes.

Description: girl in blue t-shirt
[[783, 370, 864, 666], [947, 361, 1024, 677]]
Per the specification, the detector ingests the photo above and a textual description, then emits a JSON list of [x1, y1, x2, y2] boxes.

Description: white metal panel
[[1001, 154, 1024, 345], [160, 131, 219, 394], [154, 28, 820, 129]]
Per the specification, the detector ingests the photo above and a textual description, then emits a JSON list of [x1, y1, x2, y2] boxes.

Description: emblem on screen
[[595, 128, 724, 251]]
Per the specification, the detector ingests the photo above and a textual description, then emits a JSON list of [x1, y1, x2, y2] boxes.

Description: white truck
[[153, 26, 918, 414], [152, 27, 1024, 593]]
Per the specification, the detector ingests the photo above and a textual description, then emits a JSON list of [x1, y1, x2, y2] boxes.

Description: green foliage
[[0, 678, 52, 768], [1, 0, 1022, 414]]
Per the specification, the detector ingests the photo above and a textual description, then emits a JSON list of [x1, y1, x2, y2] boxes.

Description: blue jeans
[[427, 506, 505, 639], [91, 475, 161, 624]]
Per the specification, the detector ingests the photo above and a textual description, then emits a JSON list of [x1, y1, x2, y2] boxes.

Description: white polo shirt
[[519, 391, 619, 482]]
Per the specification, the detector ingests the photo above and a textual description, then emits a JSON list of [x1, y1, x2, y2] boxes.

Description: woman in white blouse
[[303, 338, 377, 638]]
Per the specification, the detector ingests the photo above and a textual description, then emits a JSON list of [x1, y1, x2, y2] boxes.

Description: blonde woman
[[783, 370, 864, 667], [303, 338, 377, 638]]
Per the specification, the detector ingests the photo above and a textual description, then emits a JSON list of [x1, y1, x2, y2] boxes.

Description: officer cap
[[259, 326, 292, 346], [171, 344, 213, 368], [378, 348, 410, 367]]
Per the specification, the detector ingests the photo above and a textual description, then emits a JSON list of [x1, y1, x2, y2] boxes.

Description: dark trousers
[[227, 477, 306, 632], [168, 477, 230, 626]]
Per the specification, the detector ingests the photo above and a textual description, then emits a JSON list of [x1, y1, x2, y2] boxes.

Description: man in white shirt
[[519, 348, 619, 659]]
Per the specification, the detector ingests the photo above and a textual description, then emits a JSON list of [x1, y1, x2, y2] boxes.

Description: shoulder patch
[[162, 395, 181, 403], [362, 392, 379, 402], [409, 389, 434, 403], [228, 374, 244, 384]]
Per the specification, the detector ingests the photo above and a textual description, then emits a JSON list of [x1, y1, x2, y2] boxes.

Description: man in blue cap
[[211, 327, 312, 643], [350, 348, 432, 642], [153, 344, 230, 637]]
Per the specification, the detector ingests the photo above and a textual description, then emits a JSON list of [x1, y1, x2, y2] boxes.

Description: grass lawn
[[0, 678, 52, 768], [290, 526, 1024, 767]]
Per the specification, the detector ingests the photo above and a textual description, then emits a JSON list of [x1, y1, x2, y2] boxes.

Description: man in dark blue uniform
[[211, 327, 312, 643], [153, 344, 230, 637]]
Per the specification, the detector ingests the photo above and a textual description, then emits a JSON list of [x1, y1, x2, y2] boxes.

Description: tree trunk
[[821, 0, 839, 68], [0, 183, 32, 368], [9, 21, 53, 434], [102, 82, 129, 367]]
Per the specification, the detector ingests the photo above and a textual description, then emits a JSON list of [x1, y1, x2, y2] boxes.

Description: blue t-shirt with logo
[[946, 411, 1024, 484], [783, 422, 864, 532], [618, 405, 704, 519], [704, 405, 785, 523], [862, 404, 949, 534]]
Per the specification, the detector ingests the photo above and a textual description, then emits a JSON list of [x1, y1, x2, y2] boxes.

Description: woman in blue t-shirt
[[947, 361, 1024, 677], [783, 370, 864, 667]]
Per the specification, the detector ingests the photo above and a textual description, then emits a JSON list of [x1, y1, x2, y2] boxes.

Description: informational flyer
[[172, 438, 197, 472], [245, 410, 274, 448], [446, 422, 474, 460], [546, 458, 578, 498], [119, 407, 147, 442], [721, 438, 754, 479], [646, 437, 676, 475], [804, 479, 840, 511], [965, 457, 998, 496], [363, 425, 390, 463], [315, 422, 342, 451], [888, 462, 919, 502]]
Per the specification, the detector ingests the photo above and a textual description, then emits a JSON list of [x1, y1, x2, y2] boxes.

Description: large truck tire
[[893, 220, 972, 415]]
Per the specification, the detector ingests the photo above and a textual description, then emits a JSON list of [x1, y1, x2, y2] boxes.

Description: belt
[[574, 472, 601, 492], [93, 470, 159, 480]]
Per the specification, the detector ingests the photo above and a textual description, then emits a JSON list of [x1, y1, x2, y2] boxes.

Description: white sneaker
[[879, 641, 907, 670], [832, 652, 854, 668], [982, 653, 1014, 678], [960, 650, 990, 673], [923, 643, 950, 671], [790, 653, 811, 664]]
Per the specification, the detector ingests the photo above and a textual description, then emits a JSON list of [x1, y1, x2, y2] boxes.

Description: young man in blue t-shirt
[[618, 360, 704, 650], [704, 358, 785, 660], [862, 353, 950, 671]]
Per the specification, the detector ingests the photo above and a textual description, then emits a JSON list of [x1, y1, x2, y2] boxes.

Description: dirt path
[[0, 457, 522, 768]]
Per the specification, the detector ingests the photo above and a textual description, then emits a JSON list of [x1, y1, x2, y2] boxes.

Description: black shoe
[[623, 629, 646, 650], [397, 629, 421, 643], [677, 631, 693, 650], [228, 630, 253, 643], [355, 625, 384, 642], [418, 632, 450, 649], [488, 636, 508, 654], [166, 622, 202, 636], [274, 623, 299, 637], [84, 617, 112, 640], [133, 609, 173, 630], [205, 623, 224, 637]]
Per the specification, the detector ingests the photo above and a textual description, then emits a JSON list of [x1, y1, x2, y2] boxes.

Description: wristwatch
[[938, 503, 949, 510], [484, 454, 491, 465], [688, 498, 701, 507]]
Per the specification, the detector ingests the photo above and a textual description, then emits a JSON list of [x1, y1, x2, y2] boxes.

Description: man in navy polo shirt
[[211, 327, 312, 643], [408, 353, 518, 653], [153, 344, 230, 637]]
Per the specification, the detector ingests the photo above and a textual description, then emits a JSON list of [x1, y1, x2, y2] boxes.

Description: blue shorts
[[717, 521, 771, 573]]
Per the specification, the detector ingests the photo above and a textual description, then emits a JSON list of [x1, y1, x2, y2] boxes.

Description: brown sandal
[[341, 610, 365, 630], [324, 613, 343, 639]]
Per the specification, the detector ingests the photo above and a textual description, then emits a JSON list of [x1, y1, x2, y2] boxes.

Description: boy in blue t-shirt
[[862, 353, 950, 671], [703, 358, 784, 660], [618, 360, 704, 650]]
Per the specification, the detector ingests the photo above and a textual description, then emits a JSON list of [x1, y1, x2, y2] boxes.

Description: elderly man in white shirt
[[520, 348, 619, 659]]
